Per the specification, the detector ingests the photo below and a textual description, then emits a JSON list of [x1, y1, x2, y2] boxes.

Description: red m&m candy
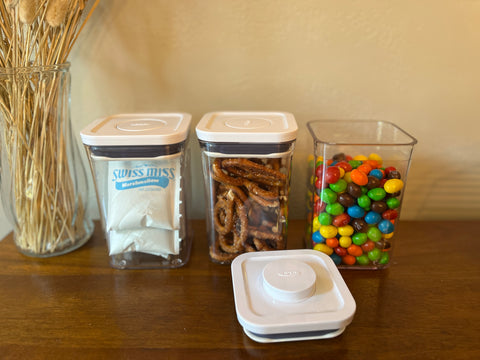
[[324, 166, 341, 184]]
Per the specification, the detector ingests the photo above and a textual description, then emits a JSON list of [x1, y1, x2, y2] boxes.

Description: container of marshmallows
[[81, 113, 192, 269]]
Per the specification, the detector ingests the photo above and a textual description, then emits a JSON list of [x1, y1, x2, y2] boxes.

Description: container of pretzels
[[196, 111, 298, 264]]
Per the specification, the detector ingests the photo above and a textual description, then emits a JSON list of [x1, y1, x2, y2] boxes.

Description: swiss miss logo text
[[112, 165, 176, 191]]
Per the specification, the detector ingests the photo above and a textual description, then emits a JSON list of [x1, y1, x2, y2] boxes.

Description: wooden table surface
[[0, 220, 479, 359]]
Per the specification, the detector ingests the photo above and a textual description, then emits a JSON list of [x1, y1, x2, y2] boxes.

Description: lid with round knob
[[231, 249, 356, 343]]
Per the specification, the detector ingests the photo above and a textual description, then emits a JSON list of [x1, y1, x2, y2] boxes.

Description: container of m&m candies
[[306, 120, 417, 269]]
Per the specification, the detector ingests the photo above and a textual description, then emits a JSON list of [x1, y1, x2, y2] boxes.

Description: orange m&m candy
[[364, 159, 379, 169], [357, 164, 372, 175], [347, 244, 363, 257], [350, 169, 368, 186], [342, 254, 356, 265], [326, 237, 339, 248]]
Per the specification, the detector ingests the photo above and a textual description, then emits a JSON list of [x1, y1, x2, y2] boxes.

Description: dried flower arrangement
[[0, 0, 99, 255]]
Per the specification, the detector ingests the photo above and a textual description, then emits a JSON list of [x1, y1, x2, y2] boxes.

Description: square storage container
[[231, 249, 356, 342], [306, 120, 417, 269], [80, 113, 192, 269], [196, 111, 298, 264]]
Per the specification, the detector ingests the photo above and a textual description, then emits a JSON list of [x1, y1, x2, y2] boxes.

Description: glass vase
[[0, 63, 93, 257]]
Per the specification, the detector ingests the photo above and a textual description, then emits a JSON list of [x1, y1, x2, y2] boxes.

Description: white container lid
[[231, 249, 356, 343], [80, 113, 191, 146], [195, 111, 297, 143]]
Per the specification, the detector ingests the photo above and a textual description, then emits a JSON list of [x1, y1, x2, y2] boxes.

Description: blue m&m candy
[[364, 211, 382, 224], [330, 253, 342, 265], [369, 169, 384, 180], [378, 219, 394, 234], [347, 205, 365, 218], [312, 230, 324, 244]]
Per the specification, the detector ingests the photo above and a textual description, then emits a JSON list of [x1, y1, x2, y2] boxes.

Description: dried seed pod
[[5, 0, 19, 8], [45, 0, 70, 27], [76, 0, 85, 10], [19, 0, 38, 25]]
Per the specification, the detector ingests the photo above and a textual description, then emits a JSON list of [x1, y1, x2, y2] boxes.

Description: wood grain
[[0, 220, 479, 359]]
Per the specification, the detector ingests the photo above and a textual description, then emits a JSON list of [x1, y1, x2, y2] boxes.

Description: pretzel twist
[[209, 157, 288, 262], [222, 158, 287, 187]]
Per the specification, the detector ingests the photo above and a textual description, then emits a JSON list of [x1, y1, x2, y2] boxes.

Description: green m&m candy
[[386, 197, 400, 209], [352, 232, 368, 245], [348, 160, 362, 169], [321, 188, 337, 204], [357, 194, 371, 209], [329, 179, 347, 193], [368, 248, 382, 261], [367, 188, 386, 201], [367, 226, 382, 242], [356, 254, 370, 265], [326, 203, 344, 216], [318, 212, 332, 225], [379, 252, 390, 265]]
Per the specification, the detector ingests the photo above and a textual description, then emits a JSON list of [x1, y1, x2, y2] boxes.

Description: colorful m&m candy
[[310, 153, 405, 268]]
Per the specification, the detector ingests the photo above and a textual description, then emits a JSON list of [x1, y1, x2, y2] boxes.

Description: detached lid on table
[[231, 249, 356, 343], [195, 111, 298, 143], [80, 113, 192, 146]]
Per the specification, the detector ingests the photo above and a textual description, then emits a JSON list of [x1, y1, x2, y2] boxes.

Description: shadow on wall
[[405, 156, 480, 220]]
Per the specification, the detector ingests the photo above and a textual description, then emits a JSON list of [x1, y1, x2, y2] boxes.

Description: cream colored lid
[[81, 113, 191, 146], [195, 111, 297, 143]]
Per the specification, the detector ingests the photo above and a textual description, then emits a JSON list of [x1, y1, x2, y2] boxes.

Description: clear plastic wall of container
[[306, 120, 417, 269], [196, 111, 298, 264], [80, 113, 192, 269]]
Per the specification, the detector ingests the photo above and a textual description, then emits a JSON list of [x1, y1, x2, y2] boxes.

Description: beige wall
[[1, 0, 480, 238]]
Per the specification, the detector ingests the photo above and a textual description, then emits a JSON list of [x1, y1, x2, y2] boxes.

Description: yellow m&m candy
[[319, 225, 338, 239], [384, 179, 404, 193], [314, 243, 334, 255]]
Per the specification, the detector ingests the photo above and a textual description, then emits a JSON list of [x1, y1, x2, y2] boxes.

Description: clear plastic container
[[306, 120, 417, 269], [196, 111, 298, 264], [80, 113, 192, 269]]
